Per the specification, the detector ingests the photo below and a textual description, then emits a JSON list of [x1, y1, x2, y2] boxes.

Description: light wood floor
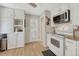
[[0, 41, 47, 56]]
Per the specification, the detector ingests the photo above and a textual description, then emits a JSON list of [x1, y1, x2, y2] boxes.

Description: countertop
[[65, 35, 79, 41], [55, 31, 79, 41], [65, 29, 79, 41]]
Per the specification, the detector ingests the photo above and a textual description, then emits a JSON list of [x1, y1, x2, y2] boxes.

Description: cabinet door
[[16, 32, 24, 48], [65, 39, 76, 56], [14, 10, 24, 19], [0, 7, 13, 18], [65, 46, 76, 56], [7, 33, 17, 49], [70, 4, 79, 25], [0, 18, 13, 33], [77, 41, 79, 56], [65, 45, 72, 56], [60, 3, 69, 12]]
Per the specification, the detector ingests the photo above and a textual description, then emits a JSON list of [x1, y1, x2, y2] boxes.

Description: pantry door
[[30, 18, 38, 42]]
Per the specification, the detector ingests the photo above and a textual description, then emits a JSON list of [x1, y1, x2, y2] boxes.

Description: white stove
[[47, 34, 65, 56]]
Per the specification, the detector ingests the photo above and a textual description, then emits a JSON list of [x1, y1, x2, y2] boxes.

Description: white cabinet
[[7, 33, 17, 49], [16, 32, 24, 48], [77, 41, 79, 56], [0, 6, 25, 49], [65, 45, 76, 56], [52, 4, 69, 16], [8, 32, 24, 49], [14, 10, 24, 48], [0, 7, 14, 33], [14, 10, 24, 19], [65, 38, 76, 56], [0, 7, 14, 18], [60, 3, 69, 12], [69, 4, 79, 25], [0, 18, 13, 33]]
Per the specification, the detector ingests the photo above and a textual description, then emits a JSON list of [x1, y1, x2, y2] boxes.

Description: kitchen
[[41, 3, 79, 56], [0, 3, 79, 56]]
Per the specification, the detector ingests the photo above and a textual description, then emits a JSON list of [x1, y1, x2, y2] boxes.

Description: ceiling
[[0, 3, 59, 16]]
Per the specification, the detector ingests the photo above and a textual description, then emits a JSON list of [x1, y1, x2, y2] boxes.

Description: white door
[[30, 18, 38, 42]]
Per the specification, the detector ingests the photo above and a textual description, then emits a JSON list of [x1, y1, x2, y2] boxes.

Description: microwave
[[53, 9, 70, 24]]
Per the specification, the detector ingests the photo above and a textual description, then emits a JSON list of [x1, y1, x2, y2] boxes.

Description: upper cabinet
[[0, 7, 14, 18], [0, 7, 24, 19], [0, 7, 14, 33], [60, 3, 69, 12], [14, 10, 24, 19], [69, 4, 79, 25], [52, 4, 69, 18], [0, 18, 13, 33]]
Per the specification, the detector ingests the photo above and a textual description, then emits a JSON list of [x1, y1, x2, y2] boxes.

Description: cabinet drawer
[[65, 38, 76, 46]]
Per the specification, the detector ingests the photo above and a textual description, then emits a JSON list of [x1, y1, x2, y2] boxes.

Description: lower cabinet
[[7, 33, 16, 49], [7, 32, 24, 49], [65, 45, 76, 56], [65, 38, 76, 56], [16, 32, 24, 48], [77, 41, 79, 56]]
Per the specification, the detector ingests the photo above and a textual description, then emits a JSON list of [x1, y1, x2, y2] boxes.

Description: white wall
[[25, 14, 40, 43]]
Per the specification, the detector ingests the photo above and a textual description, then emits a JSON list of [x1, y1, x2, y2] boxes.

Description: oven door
[[47, 34, 64, 56]]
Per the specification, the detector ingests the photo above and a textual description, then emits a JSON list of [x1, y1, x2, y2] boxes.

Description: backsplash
[[55, 23, 74, 33]]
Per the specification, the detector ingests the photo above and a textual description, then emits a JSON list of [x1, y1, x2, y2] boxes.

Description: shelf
[[14, 19, 23, 25], [14, 27, 23, 32], [14, 18, 24, 32]]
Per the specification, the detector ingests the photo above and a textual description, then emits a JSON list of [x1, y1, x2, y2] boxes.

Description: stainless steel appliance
[[0, 34, 7, 51], [53, 9, 70, 24]]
